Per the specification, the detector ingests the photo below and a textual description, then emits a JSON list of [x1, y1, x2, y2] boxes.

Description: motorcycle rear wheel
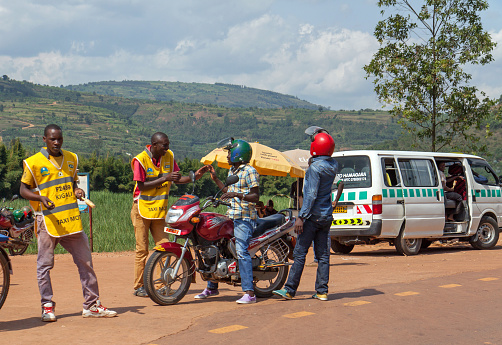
[[0, 252, 10, 310], [143, 251, 191, 306], [253, 245, 289, 298]]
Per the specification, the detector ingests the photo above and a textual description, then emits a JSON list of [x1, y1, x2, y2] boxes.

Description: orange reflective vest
[[132, 148, 174, 219], [23, 148, 82, 237]]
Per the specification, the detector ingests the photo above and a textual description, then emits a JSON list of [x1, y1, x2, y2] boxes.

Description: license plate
[[164, 227, 181, 235], [333, 206, 347, 213]]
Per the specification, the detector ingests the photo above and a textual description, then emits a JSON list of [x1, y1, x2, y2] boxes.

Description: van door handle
[[397, 200, 404, 204], [436, 190, 440, 201]]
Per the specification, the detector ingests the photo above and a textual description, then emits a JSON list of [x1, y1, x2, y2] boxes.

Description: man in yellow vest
[[131, 132, 208, 297], [20, 124, 117, 321]]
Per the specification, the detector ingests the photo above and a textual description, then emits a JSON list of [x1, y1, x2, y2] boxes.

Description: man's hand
[[294, 217, 304, 235], [74, 187, 85, 200], [194, 165, 211, 180], [41, 196, 55, 210], [165, 172, 181, 182], [221, 192, 240, 200]]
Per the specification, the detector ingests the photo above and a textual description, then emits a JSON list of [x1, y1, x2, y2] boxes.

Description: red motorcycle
[[0, 196, 35, 309], [143, 174, 296, 305]]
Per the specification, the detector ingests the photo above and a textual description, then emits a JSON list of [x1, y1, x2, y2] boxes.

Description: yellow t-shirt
[[21, 155, 64, 188]]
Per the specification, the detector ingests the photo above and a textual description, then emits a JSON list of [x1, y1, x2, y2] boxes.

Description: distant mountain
[[0, 77, 403, 161], [64, 81, 322, 110]]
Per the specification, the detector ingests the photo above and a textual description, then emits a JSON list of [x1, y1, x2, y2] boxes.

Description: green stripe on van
[[359, 191, 368, 200], [409, 189, 415, 197], [416, 189, 421, 197], [403, 189, 408, 197], [348, 192, 356, 201], [382, 189, 388, 198], [397, 189, 403, 197], [481, 190, 486, 197], [389, 189, 395, 198]]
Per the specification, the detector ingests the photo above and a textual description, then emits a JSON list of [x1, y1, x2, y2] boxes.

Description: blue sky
[[0, 0, 501, 110]]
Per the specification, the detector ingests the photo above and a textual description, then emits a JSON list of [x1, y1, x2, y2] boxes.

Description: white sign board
[[77, 172, 90, 212]]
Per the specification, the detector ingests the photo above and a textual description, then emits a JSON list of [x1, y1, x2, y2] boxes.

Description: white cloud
[[1, 0, 501, 110]]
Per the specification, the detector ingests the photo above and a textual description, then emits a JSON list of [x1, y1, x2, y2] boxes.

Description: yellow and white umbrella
[[282, 148, 311, 171], [201, 142, 305, 178]]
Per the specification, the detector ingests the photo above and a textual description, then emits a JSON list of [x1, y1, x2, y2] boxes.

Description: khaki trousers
[[130, 203, 167, 290]]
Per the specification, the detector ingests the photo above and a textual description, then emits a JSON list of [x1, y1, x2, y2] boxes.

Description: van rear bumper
[[329, 219, 382, 237]]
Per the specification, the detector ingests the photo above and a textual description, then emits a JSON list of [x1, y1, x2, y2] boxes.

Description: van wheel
[[330, 239, 354, 254], [395, 231, 422, 256], [469, 216, 499, 250]]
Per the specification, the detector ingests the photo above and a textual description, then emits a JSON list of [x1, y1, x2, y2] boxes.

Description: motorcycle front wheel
[[143, 251, 191, 306], [0, 252, 10, 310], [253, 245, 289, 298]]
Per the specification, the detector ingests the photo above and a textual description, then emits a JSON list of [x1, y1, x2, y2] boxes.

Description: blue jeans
[[284, 217, 331, 296], [207, 218, 256, 292]]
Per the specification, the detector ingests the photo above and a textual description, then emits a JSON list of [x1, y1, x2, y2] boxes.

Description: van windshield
[[334, 156, 371, 188]]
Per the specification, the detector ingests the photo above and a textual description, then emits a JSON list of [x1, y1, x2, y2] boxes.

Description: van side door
[[467, 158, 502, 229], [379, 156, 405, 237], [397, 157, 444, 237]]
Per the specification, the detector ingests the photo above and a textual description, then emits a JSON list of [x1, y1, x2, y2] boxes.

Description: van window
[[382, 158, 401, 187], [468, 159, 498, 186], [334, 156, 371, 188], [398, 159, 438, 187]]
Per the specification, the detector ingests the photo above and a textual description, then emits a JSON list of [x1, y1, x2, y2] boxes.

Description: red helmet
[[310, 132, 335, 156]]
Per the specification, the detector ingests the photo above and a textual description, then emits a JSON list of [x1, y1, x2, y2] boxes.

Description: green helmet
[[12, 209, 24, 223], [217, 137, 253, 163]]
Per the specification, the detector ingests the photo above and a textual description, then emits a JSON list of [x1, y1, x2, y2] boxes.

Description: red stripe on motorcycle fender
[[156, 242, 194, 265]]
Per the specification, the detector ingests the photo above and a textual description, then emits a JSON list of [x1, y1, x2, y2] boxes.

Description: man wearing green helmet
[[195, 138, 260, 304]]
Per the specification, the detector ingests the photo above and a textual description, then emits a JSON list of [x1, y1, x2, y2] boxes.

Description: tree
[[364, 0, 496, 152]]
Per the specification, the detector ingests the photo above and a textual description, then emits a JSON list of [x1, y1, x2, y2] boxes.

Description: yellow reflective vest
[[132, 147, 174, 219], [23, 148, 83, 237]]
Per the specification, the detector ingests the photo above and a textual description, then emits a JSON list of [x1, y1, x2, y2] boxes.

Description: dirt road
[[2, 241, 502, 344]]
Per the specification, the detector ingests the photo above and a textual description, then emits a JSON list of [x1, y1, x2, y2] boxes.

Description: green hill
[[64, 80, 322, 110], [0, 78, 402, 160]]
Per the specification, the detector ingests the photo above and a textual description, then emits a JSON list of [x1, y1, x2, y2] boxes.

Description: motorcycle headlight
[[165, 209, 183, 224]]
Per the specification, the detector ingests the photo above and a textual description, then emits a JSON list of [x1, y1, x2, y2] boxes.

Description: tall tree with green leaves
[[364, 0, 496, 152]]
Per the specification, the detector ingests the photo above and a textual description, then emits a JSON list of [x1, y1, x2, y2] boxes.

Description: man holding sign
[[20, 124, 116, 321]]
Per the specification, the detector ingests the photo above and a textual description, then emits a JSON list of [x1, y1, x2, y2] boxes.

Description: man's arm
[[298, 166, 320, 219], [222, 186, 260, 203], [20, 182, 55, 210], [175, 166, 210, 184], [332, 181, 344, 207]]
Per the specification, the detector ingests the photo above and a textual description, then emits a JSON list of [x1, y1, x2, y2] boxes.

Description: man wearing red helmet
[[273, 126, 338, 301]]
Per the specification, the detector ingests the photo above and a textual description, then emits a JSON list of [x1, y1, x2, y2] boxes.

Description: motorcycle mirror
[[11, 195, 19, 201], [225, 175, 239, 187], [188, 171, 196, 195]]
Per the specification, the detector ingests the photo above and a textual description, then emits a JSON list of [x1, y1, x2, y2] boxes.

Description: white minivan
[[330, 150, 501, 255]]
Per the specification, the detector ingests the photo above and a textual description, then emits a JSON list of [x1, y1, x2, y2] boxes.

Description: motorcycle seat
[[253, 214, 286, 237]]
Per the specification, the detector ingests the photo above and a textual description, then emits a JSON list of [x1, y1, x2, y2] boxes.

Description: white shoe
[[82, 300, 117, 318], [41, 302, 57, 322]]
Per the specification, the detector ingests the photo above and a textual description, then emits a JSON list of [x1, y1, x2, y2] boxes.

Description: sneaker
[[133, 286, 148, 297], [312, 292, 328, 301], [236, 293, 257, 304], [272, 288, 293, 300], [194, 288, 219, 299], [82, 300, 117, 318], [41, 302, 57, 322]]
